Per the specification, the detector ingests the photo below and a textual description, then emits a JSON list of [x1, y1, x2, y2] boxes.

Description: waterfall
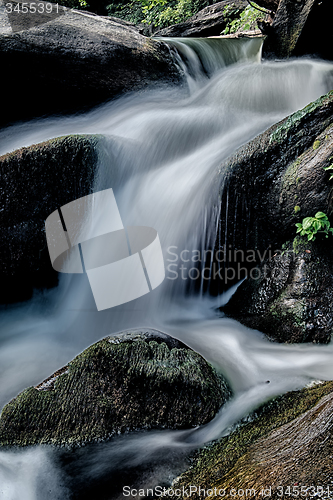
[[1, 37, 333, 499]]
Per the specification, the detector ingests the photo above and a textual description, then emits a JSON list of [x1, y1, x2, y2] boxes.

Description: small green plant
[[323, 163, 333, 181], [222, 4, 263, 35], [295, 212, 333, 241]]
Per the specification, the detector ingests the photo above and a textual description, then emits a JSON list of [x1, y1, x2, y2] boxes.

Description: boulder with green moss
[[0, 329, 231, 447], [217, 90, 333, 257], [214, 91, 333, 343], [224, 236, 333, 343], [0, 135, 101, 303], [174, 380, 333, 498]]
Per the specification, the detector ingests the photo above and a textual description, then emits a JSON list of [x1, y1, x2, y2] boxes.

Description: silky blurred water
[[1, 38, 333, 499]]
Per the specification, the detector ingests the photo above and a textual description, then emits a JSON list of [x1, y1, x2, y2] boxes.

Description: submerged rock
[[0, 329, 231, 447], [0, 5, 182, 126], [175, 381, 333, 498], [154, 0, 248, 38], [262, 0, 333, 61], [0, 135, 101, 303]]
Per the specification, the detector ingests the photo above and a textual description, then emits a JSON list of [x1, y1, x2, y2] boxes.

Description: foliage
[[222, 4, 264, 35], [295, 212, 333, 241], [107, 0, 212, 28], [323, 162, 333, 181], [58, 0, 88, 9]]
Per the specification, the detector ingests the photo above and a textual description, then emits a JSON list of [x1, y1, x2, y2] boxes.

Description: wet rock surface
[[0, 3, 182, 126], [0, 135, 101, 303], [0, 329, 231, 447], [174, 381, 333, 499], [224, 237, 333, 343], [216, 90, 333, 343]]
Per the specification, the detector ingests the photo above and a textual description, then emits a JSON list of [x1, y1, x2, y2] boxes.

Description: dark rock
[[0, 329, 231, 447], [262, 0, 333, 61], [0, 3, 183, 127], [215, 90, 333, 342], [154, 0, 248, 38], [175, 381, 333, 498], [217, 90, 333, 261], [224, 236, 333, 343], [254, 0, 279, 11], [0, 135, 101, 303]]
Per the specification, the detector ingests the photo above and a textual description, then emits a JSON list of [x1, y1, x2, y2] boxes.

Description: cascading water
[[1, 37, 333, 499]]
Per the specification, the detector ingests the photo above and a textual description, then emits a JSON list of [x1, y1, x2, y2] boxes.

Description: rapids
[[1, 37, 333, 499]]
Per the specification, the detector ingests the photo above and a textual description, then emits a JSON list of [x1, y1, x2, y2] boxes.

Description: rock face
[[217, 90, 333, 256], [0, 135, 101, 303], [262, 0, 333, 61], [155, 0, 248, 38], [215, 90, 333, 342], [0, 4, 182, 127], [175, 381, 333, 498], [0, 329, 231, 447], [225, 237, 333, 343]]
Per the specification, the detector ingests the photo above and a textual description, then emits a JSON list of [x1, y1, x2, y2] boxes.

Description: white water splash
[[1, 38, 333, 498]]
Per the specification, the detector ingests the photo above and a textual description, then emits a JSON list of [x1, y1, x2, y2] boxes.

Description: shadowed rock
[[0, 135, 101, 303], [0, 329, 231, 447], [0, 3, 183, 126], [174, 381, 333, 499], [262, 0, 333, 61], [225, 236, 333, 343], [216, 90, 333, 342]]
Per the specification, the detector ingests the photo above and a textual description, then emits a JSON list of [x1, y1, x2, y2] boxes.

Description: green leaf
[[303, 217, 314, 229], [323, 164, 333, 171], [313, 221, 321, 231], [308, 233, 314, 241], [315, 212, 326, 219]]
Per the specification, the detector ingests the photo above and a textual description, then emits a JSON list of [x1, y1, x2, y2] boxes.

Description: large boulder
[[154, 0, 248, 38], [225, 236, 333, 343], [0, 329, 231, 447], [0, 2, 182, 127], [174, 380, 333, 498], [0, 135, 101, 303], [262, 0, 333, 61], [215, 90, 333, 343]]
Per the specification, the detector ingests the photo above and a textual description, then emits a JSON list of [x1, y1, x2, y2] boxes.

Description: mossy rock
[[0, 134, 101, 303], [224, 236, 333, 343], [174, 380, 333, 498], [216, 90, 333, 343], [0, 329, 231, 448]]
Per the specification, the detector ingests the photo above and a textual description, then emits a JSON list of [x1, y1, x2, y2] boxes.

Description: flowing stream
[[1, 37, 333, 499]]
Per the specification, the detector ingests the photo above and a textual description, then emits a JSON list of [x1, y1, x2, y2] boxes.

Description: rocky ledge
[[0, 2, 182, 126], [175, 380, 333, 498]]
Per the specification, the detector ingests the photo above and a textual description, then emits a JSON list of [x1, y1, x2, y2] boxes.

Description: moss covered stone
[[0, 134, 102, 303], [174, 381, 333, 498], [225, 236, 333, 343], [216, 91, 333, 342], [0, 329, 231, 448]]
